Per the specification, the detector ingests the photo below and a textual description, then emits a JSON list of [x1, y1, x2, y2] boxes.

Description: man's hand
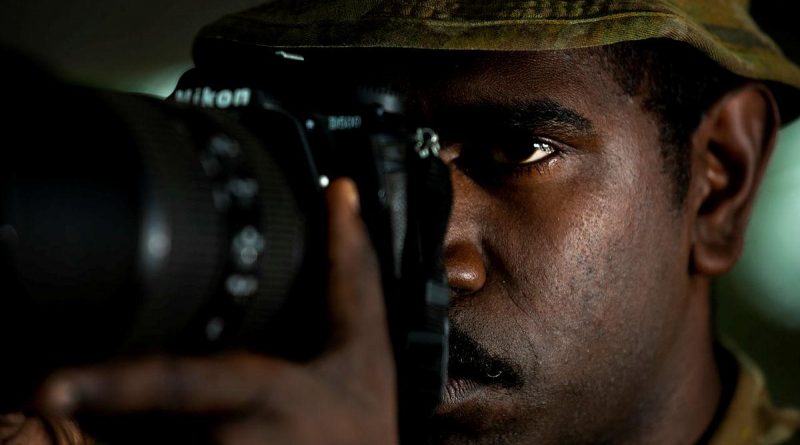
[[0, 413, 88, 444], [33, 179, 397, 445]]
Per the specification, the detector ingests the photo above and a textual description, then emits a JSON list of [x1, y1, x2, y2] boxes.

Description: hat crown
[[194, 0, 800, 121]]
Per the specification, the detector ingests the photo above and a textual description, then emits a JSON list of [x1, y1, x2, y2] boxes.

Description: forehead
[[323, 48, 634, 128], [413, 50, 615, 102], [332, 48, 621, 101]]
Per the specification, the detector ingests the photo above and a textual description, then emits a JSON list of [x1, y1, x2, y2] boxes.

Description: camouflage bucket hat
[[195, 0, 800, 123]]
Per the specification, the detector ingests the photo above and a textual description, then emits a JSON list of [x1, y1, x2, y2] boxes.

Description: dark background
[[0, 0, 266, 94]]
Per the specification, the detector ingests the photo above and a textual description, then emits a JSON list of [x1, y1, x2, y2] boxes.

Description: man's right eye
[[490, 139, 558, 166], [447, 130, 569, 182]]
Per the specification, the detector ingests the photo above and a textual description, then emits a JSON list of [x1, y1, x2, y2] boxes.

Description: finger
[[0, 415, 51, 444], [323, 178, 389, 351], [36, 353, 299, 416], [0, 412, 26, 440]]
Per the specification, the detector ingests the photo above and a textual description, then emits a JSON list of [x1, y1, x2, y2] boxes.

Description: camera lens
[[0, 73, 322, 380]]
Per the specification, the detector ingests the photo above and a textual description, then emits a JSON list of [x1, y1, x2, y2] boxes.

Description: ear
[[690, 83, 780, 276]]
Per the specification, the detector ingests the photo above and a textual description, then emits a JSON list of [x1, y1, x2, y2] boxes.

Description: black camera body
[[0, 48, 451, 440]]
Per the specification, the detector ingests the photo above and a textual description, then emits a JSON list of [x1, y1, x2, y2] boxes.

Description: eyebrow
[[437, 98, 595, 138]]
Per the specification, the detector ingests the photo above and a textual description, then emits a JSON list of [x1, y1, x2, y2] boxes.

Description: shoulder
[[710, 344, 800, 445]]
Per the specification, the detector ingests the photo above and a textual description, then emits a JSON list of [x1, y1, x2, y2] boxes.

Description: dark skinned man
[[2, 0, 800, 444]]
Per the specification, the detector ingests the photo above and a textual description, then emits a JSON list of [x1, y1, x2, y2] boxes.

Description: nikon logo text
[[174, 87, 252, 109]]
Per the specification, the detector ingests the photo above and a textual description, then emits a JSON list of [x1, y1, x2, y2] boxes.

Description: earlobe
[[690, 83, 779, 276]]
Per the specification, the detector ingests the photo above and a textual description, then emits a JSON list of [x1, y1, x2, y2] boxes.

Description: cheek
[[488, 142, 686, 390]]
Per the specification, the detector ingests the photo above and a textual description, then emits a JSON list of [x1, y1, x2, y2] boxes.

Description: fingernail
[[341, 179, 360, 213], [42, 379, 79, 414]]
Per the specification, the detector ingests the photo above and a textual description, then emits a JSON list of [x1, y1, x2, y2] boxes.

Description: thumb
[[323, 178, 389, 353]]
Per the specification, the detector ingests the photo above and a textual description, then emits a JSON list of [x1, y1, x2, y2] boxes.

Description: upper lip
[[446, 327, 523, 389], [448, 354, 519, 388], [448, 355, 504, 385]]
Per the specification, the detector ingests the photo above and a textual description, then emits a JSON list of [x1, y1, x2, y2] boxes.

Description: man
[[3, 0, 800, 444]]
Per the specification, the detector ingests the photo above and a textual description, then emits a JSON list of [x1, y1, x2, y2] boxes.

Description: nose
[[441, 152, 487, 297]]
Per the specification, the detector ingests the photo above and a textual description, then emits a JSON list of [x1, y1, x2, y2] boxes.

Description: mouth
[[437, 328, 523, 413], [441, 376, 482, 408]]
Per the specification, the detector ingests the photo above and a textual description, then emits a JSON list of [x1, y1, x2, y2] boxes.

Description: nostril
[[444, 243, 486, 296]]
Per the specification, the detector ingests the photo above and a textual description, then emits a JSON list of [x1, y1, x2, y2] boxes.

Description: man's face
[[353, 49, 697, 444]]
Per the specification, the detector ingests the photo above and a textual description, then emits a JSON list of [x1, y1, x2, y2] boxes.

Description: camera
[[0, 46, 451, 439]]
